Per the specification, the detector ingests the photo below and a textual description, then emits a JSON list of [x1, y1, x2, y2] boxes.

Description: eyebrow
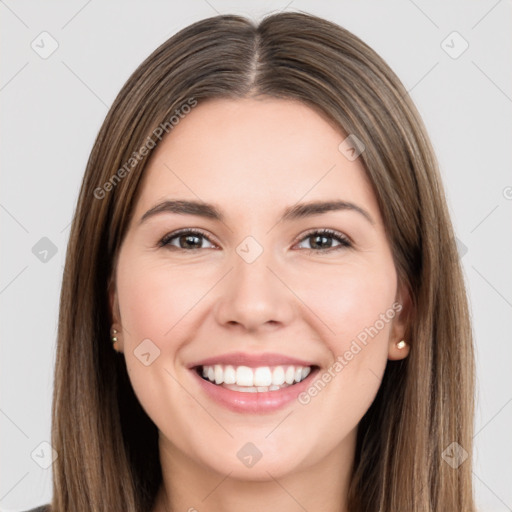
[[139, 199, 375, 226]]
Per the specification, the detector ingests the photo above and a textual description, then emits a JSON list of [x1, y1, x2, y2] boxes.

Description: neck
[[152, 429, 356, 512]]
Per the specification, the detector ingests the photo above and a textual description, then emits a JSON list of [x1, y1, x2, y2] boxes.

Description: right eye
[[158, 229, 217, 251]]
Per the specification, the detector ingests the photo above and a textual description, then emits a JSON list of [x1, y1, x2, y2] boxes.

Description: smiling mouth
[[195, 364, 318, 393]]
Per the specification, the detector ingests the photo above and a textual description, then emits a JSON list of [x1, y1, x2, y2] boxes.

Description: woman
[[26, 11, 475, 512]]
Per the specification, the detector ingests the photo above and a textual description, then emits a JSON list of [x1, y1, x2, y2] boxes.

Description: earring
[[396, 340, 407, 350], [111, 328, 118, 346]]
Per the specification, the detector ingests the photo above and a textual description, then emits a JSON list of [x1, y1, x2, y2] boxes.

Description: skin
[[109, 97, 410, 512]]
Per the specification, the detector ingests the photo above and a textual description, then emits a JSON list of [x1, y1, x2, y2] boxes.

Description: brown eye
[[296, 229, 352, 253], [159, 229, 215, 250]]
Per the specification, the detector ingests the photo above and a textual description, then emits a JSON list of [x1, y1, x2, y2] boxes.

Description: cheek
[[301, 259, 395, 396], [299, 258, 397, 343], [295, 258, 397, 401], [115, 257, 205, 443], [116, 256, 207, 342]]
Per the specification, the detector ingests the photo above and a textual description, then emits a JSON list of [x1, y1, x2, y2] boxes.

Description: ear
[[387, 280, 412, 361], [108, 275, 124, 352]]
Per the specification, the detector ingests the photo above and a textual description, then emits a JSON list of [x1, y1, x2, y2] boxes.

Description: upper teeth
[[201, 364, 311, 387]]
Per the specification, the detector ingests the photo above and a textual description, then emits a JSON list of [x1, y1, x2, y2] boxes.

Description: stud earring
[[111, 328, 118, 346], [396, 340, 407, 350]]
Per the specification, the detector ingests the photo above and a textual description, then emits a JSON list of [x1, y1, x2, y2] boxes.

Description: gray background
[[1, 1, 511, 511]]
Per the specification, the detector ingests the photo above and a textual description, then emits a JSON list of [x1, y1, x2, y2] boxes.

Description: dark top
[[22, 506, 50, 512]]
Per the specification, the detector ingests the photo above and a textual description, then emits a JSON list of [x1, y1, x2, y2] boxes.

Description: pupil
[[181, 234, 201, 248], [312, 235, 331, 249]]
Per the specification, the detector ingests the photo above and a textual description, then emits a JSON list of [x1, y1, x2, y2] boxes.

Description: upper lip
[[188, 352, 317, 369]]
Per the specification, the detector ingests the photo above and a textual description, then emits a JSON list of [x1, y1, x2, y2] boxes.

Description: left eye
[[158, 228, 352, 252], [295, 229, 352, 252]]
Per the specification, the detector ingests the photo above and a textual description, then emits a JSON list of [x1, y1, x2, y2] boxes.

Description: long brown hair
[[52, 12, 475, 512]]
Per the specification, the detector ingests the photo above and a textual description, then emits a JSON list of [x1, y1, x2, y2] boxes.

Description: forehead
[[132, 97, 380, 223]]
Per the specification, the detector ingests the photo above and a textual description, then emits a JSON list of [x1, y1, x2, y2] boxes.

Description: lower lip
[[191, 367, 319, 413]]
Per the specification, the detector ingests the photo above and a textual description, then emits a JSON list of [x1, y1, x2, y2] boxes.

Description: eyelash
[[157, 228, 352, 254]]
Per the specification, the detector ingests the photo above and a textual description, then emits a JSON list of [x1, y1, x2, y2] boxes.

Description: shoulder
[[20, 506, 50, 512]]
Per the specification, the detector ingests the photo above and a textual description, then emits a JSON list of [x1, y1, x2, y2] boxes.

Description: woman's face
[[110, 97, 409, 480]]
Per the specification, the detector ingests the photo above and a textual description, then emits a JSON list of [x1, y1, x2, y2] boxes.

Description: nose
[[214, 244, 295, 333]]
